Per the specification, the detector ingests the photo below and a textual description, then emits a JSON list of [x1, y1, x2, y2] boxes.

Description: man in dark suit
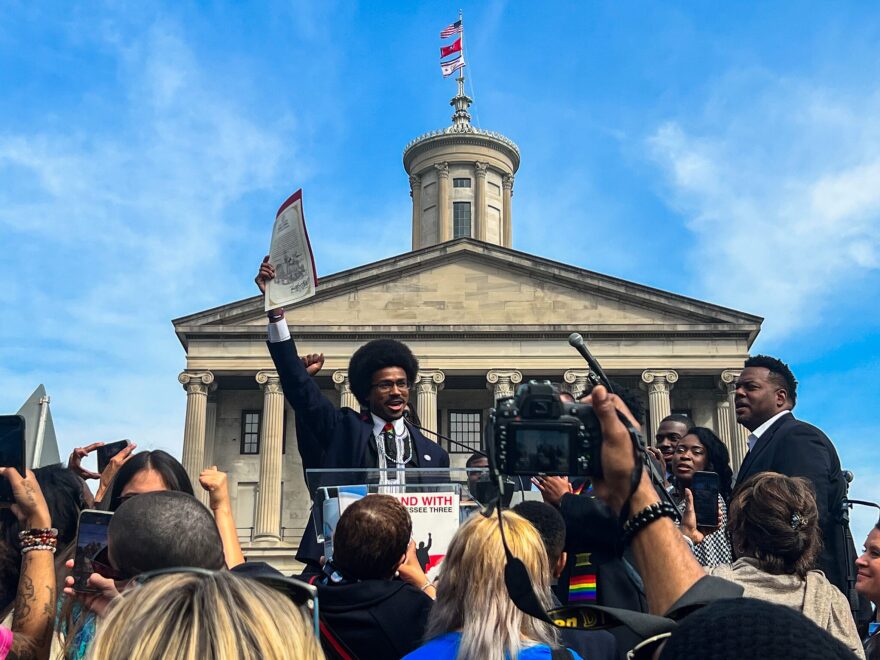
[[255, 258, 450, 572], [734, 355, 855, 600]]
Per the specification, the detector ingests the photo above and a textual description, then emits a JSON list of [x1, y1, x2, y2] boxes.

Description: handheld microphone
[[567, 333, 615, 394], [403, 409, 488, 457]]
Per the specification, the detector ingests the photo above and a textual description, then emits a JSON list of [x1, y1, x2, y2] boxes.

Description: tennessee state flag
[[440, 38, 462, 59]]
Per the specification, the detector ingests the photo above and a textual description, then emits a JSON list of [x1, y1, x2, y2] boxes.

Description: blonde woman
[[404, 510, 582, 660], [90, 571, 324, 660]]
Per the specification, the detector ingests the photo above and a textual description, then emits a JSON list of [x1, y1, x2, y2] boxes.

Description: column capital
[[434, 161, 450, 178], [640, 369, 679, 390], [487, 369, 523, 400], [256, 370, 282, 394], [415, 369, 446, 390], [474, 161, 488, 178], [331, 370, 349, 388], [409, 174, 421, 198], [502, 173, 514, 192], [486, 369, 523, 387], [563, 369, 591, 385], [718, 369, 742, 390], [178, 371, 215, 395], [562, 369, 592, 399]]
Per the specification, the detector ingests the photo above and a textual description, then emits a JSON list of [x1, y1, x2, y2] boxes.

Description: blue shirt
[[403, 632, 584, 660]]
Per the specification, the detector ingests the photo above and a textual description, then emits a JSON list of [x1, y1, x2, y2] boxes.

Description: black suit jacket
[[735, 413, 853, 593], [266, 338, 450, 566]]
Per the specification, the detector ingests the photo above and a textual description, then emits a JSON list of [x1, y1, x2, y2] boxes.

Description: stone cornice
[[403, 129, 520, 172]]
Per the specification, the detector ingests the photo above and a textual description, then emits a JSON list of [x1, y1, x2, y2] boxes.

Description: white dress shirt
[[268, 318, 291, 343], [746, 410, 791, 451]]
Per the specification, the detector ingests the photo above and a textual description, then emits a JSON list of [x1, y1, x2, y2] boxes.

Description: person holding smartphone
[[671, 427, 734, 567], [0, 466, 58, 660]]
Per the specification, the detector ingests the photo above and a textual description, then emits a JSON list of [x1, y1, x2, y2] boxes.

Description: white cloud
[[0, 20, 299, 458], [647, 74, 880, 338]]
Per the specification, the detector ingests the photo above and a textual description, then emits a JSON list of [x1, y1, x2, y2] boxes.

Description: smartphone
[[0, 415, 27, 503], [73, 510, 114, 592], [691, 471, 720, 529], [96, 440, 130, 473]]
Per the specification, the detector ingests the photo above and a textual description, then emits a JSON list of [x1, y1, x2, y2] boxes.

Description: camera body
[[488, 381, 605, 478]]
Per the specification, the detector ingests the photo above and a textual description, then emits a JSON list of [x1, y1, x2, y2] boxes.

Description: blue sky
[[1, 1, 878, 539]]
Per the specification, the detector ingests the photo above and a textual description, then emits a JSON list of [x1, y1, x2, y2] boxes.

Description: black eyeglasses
[[134, 567, 319, 635], [370, 379, 411, 393]]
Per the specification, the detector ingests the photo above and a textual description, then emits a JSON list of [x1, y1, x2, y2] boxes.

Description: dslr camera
[[488, 380, 637, 478]]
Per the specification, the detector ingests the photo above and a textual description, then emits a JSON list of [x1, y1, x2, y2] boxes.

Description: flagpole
[[457, 9, 465, 95]]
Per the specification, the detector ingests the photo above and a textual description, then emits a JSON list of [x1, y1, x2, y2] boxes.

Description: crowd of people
[[0, 257, 875, 659]]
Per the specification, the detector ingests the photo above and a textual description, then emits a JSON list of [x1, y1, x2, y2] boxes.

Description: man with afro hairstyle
[[256, 257, 449, 575], [734, 354, 857, 604]]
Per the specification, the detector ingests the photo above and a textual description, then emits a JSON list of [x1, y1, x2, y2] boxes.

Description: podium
[[308, 467, 484, 578]]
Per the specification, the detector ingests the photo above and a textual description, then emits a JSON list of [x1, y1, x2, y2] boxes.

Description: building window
[[453, 202, 471, 238], [453, 178, 471, 188], [240, 411, 261, 454], [448, 410, 482, 454]]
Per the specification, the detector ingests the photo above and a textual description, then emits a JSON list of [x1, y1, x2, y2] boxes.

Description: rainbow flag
[[568, 574, 597, 602], [567, 552, 597, 602]]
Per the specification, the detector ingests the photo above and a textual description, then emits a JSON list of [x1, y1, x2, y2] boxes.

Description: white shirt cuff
[[267, 319, 291, 343]]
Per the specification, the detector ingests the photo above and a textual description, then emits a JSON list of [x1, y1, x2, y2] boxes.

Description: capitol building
[[172, 77, 761, 570]]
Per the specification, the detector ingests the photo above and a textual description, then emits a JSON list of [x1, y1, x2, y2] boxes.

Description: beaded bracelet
[[621, 502, 678, 546], [21, 544, 56, 554], [18, 527, 57, 540], [19, 528, 58, 552]]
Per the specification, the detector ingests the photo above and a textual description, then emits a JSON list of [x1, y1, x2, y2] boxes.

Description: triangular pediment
[[173, 240, 761, 342]]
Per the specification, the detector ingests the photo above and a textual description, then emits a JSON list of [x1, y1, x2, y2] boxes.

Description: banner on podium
[[318, 487, 460, 580]]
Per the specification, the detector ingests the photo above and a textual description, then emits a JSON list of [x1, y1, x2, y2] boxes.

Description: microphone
[[567, 333, 615, 394], [403, 409, 488, 457]]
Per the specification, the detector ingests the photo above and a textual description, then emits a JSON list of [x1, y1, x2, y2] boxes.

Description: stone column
[[502, 174, 514, 247], [415, 370, 445, 438], [486, 369, 523, 401], [474, 162, 488, 241], [640, 369, 678, 445], [178, 371, 215, 493], [410, 174, 422, 250], [199, 395, 218, 506], [332, 370, 360, 411], [254, 371, 284, 544], [562, 369, 592, 400], [719, 369, 750, 471], [435, 162, 451, 242]]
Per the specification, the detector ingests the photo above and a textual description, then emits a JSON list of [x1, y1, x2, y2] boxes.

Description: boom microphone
[[567, 333, 615, 394]]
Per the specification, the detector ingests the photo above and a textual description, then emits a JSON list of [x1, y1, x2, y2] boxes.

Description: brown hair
[[728, 472, 822, 578], [332, 495, 411, 580]]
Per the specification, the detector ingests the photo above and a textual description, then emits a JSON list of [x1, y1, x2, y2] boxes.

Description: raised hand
[[68, 442, 104, 480], [301, 353, 325, 376], [255, 255, 275, 294], [0, 468, 51, 529], [94, 442, 137, 503], [199, 466, 231, 512], [586, 385, 642, 514]]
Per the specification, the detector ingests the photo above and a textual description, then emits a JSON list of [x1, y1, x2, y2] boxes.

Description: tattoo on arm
[[10, 575, 34, 627]]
